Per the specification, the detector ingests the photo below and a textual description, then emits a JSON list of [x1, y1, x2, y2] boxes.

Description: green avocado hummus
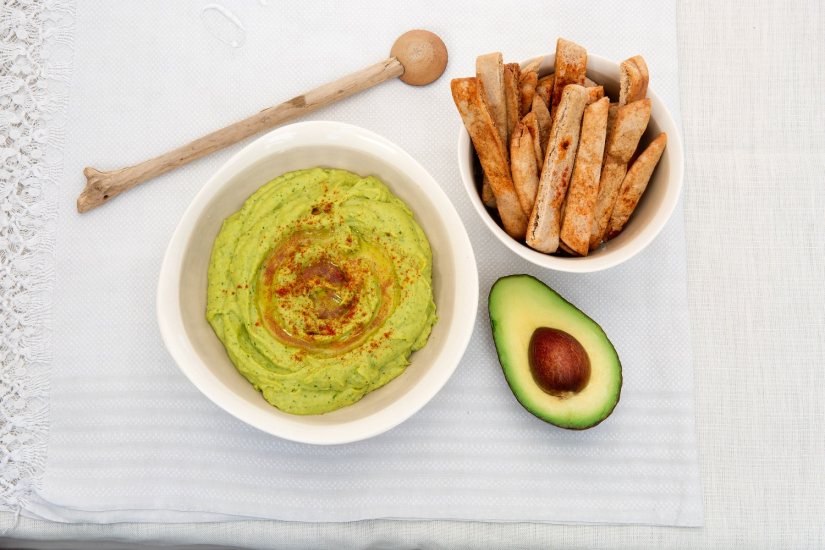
[[206, 168, 437, 415]]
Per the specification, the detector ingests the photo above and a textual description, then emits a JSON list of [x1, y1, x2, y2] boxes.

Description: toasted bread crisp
[[526, 84, 588, 253], [619, 55, 649, 105], [519, 70, 538, 117], [531, 94, 552, 163], [522, 56, 544, 74], [607, 132, 667, 238], [483, 62, 522, 209], [536, 74, 554, 107], [589, 161, 627, 250], [521, 111, 543, 168], [586, 85, 605, 104], [477, 53, 507, 147], [503, 63, 521, 143], [589, 98, 652, 249], [604, 98, 652, 163], [480, 176, 497, 207], [560, 97, 610, 256], [481, 176, 497, 207], [451, 77, 528, 238], [606, 102, 620, 137], [477, 53, 507, 209], [558, 241, 579, 255], [510, 121, 540, 216], [550, 38, 587, 116]]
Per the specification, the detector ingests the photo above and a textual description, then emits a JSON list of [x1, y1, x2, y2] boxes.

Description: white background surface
[[2, 0, 824, 547], [21, 0, 700, 526]]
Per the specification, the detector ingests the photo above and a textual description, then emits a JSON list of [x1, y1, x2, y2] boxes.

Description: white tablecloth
[[2, 0, 824, 547]]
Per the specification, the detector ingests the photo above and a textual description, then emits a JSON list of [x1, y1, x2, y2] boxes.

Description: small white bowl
[[457, 52, 684, 273], [157, 121, 478, 445]]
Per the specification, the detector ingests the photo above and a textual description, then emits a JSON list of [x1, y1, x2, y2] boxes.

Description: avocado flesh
[[489, 275, 622, 429]]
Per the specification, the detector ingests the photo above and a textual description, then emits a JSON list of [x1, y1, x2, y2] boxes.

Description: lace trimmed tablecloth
[[1, 0, 703, 526], [0, 0, 72, 517]]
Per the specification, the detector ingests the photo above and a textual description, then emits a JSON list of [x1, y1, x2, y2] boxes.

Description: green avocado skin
[[488, 274, 622, 430]]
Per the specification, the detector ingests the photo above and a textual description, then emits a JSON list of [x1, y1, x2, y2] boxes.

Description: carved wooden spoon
[[77, 29, 448, 213]]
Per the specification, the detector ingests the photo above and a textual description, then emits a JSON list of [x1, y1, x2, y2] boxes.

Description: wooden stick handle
[[77, 57, 404, 213]]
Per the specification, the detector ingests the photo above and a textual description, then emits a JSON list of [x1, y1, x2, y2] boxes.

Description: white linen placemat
[[17, 0, 701, 524]]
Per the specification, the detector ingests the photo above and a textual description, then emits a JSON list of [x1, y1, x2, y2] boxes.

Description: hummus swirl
[[207, 168, 437, 415]]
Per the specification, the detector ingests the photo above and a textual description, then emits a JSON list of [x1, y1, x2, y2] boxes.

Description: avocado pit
[[528, 327, 591, 396]]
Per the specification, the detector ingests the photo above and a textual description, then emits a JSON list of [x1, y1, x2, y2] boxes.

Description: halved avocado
[[489, 274, 622, 429]]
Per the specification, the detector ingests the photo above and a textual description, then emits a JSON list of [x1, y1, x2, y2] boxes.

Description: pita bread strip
[[588, 159, 628, 249], [558, 241, 580, 256], [503, 63, 521, 143], [510, 121, 540, 216], [550, 38, 587, 116], [588, 99, 651, 247], [476, 53, 508, 156], [619, 55, 649, 105], [559, 97, 609, 256], [531, 95, 552, 163], [604, 98, 651, 163], [485, 62, 521, 209], [476, 53, 507, 209], [586, 85, 605, 104], [451, 77, 528, 238], [534, 72, 592, 109], [607, 132, 667, 238], [536, 74, 554, 107], [481, 174, 497, 207], [521, 111, 543, 168], [606, 103, 620, 139], [519, 70, 538, 118], [522, 56, 544, 74], [525, 84, 588, 253]]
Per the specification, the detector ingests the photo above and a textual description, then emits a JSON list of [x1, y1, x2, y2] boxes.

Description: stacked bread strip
[[536, 75, 553, 106], [586, 86, 605, 104], [451, 78, 528, 238], [549, 38, 587, 117], [526, 84, 588, 253], [589, 98, 651, 249], [510, 121, 540, 216], [503, 64, 521, 141], [521, 56, 543, 74], [477, 53, 507, 209], [519, 70, 538, 117], [531, 95, 552, 157], [619, 55, 649, 105], [559, 97, 610, 255], [607, 132, 667, 238]]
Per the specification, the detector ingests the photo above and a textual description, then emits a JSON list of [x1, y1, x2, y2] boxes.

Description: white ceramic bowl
[[458, 53, 684, 273], [158, 121, 478, 445]]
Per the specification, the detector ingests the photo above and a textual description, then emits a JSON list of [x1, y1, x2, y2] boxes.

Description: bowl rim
[[157, 120, 479, 445], [457, 51, 684, 273]]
